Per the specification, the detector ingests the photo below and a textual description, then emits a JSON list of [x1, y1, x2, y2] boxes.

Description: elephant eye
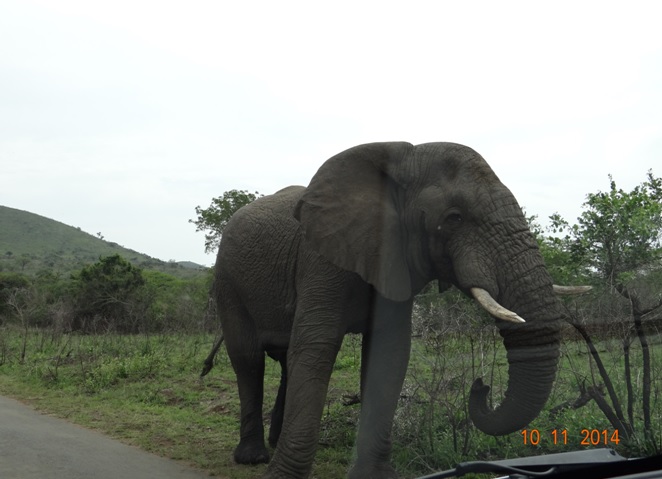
[[445, 212, 463, 225], [436, 211, 463, 235]]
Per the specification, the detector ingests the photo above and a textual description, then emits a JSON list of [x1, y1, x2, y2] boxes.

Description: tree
[[72, 255, 145, 332], [544, 170, 662, 289], [0, 272, 31, 320], [547, 170, 662, 449], [525, 211, 587, 285], [190, 189, 263, 254], [571, 170, 662, 286]]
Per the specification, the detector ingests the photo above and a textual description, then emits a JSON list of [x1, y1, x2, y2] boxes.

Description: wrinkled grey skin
[[214, 142, 563, 479]]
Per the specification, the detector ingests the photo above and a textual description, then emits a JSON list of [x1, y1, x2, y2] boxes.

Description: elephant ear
[[294, 142, 415, 302]]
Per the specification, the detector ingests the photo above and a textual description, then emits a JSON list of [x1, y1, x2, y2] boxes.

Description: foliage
[[1, 254, 211, 335], [526, 213, 587, 285], [190, 189, 263, 254], [0, 272, 31, 319], [142, 269, 214, 332], [546, 170, 662, 286], [534, 170, 662, 453], [70, 254, 146, 332]]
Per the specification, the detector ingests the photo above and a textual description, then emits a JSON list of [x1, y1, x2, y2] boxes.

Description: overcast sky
[[2, 1, 661, 266]]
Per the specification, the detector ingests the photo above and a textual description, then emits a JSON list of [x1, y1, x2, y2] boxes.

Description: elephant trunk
[[468, 318, 561, 435], [467, 252, 563, 435]]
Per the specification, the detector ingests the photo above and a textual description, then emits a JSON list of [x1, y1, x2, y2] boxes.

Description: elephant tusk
[[553, 285, 592, 295], [470, 287, 526, 323]]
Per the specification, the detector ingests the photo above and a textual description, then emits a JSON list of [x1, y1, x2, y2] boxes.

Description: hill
[[0, 205, 207, 278]]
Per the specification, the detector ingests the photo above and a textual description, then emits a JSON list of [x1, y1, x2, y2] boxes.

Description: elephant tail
[[200, 333, 225, 378]]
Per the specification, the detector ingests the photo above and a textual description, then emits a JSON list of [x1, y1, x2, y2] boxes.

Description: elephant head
[[295, 141, 563, 435]]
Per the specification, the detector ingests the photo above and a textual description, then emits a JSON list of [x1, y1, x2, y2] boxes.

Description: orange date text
[[521, 429, 620, 446]]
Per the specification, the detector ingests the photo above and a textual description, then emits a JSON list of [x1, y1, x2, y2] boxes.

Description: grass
[[0, 324, 660, 478], [0, 328, 360, 478]]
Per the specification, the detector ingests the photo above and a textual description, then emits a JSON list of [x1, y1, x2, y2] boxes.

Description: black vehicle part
[[416, 448, 656, 479]]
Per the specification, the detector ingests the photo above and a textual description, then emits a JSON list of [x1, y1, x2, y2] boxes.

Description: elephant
[[212, 142, 572, 479]]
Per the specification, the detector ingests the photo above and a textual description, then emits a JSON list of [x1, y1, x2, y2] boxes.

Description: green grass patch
[[1, 325, 660, 478], [0, 328, 359, 478]]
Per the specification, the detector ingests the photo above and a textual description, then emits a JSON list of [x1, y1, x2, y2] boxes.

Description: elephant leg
[[221, 290, 270, 465], [268, 354, 287, 448], [264, 294, 345, 478], [349, 296, 413, 479], [230, 350, 269, 464]]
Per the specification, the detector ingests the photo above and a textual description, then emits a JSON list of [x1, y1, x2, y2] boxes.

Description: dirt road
[[0, 395, 219, 478]]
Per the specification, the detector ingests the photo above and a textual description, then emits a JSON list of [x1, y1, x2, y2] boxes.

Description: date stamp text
[[521, 428, 620, 446]]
